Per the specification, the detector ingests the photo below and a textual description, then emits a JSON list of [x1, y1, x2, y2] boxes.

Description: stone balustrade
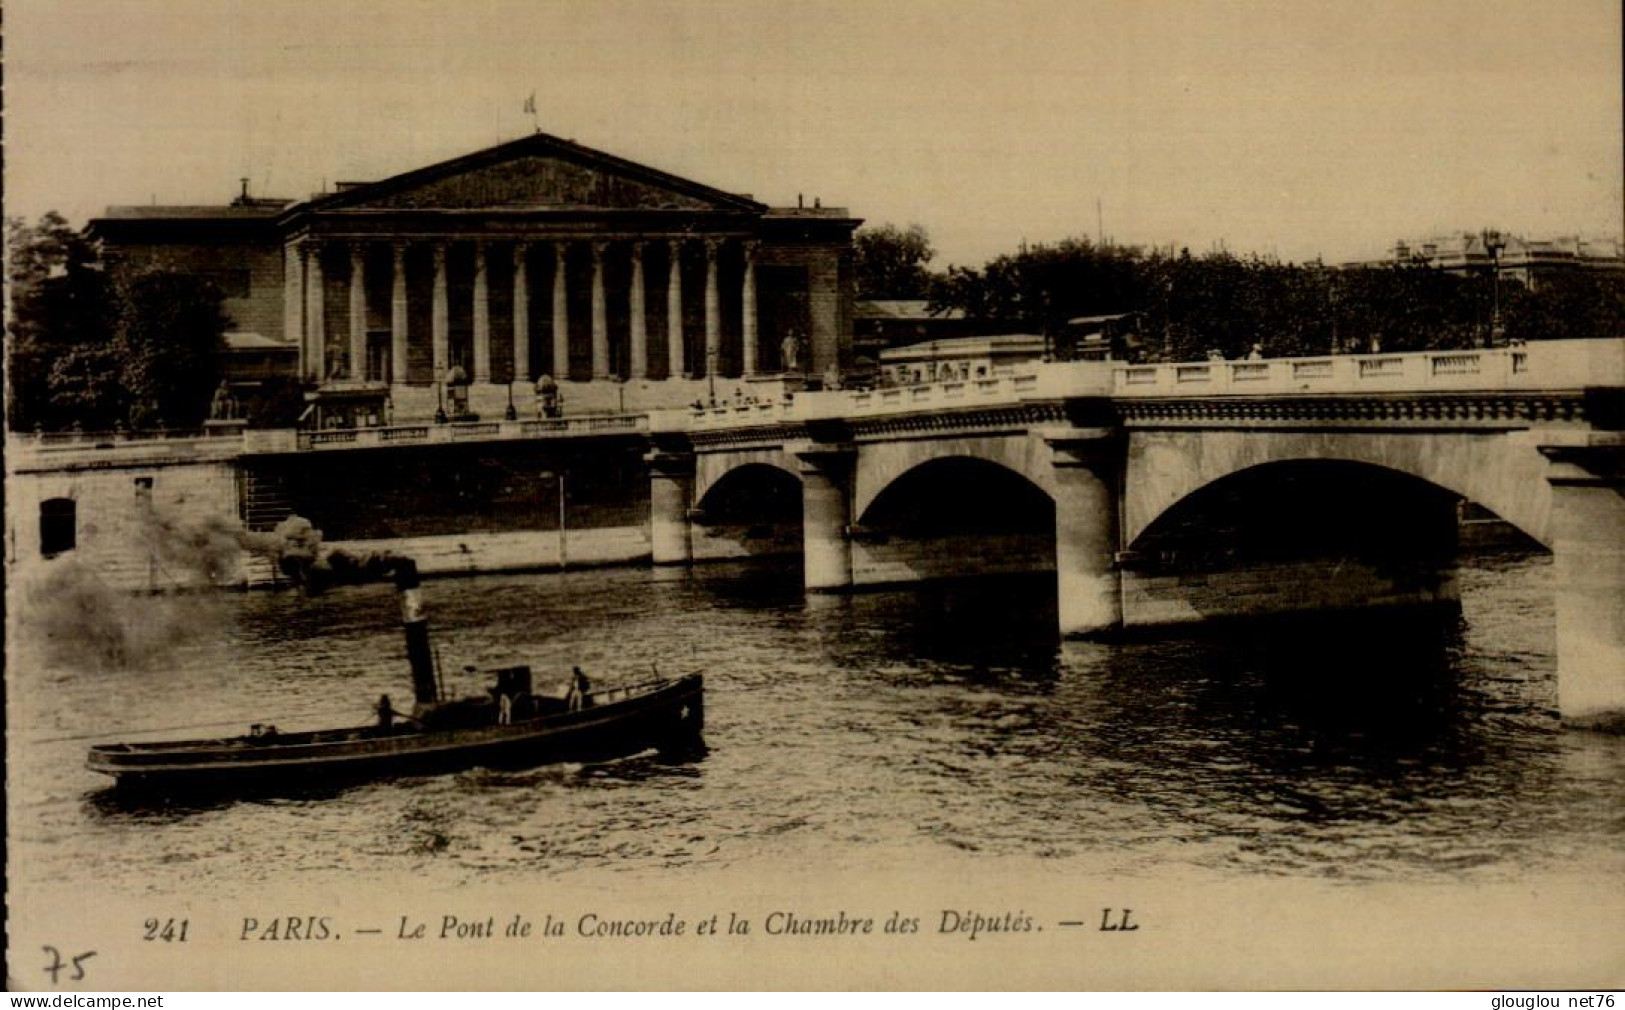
[[1111, 339, 1620, 397], [7, 427, 250, 472], [661, 338, 1623, 430], [289, 414, 646, 451], [7, 414, 648, 468], [11, 340, 1620, 463], [663, 361, 1115, 431]]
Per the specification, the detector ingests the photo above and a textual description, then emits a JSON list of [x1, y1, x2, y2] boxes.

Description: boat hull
[[88, 674, 703, 794]]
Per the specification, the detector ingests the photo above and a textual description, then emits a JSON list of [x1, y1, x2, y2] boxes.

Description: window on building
[[40, 498, 77, 557]]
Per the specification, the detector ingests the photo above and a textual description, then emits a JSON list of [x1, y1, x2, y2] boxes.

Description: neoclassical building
[[90, 131, 861, 419]]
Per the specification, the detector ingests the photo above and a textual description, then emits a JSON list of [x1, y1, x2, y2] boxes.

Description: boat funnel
[[394, 560, 439, 705]]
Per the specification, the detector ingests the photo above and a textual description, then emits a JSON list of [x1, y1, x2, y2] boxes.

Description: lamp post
[[539, 469, 566, 569], [1482, 229, 1507, 346]]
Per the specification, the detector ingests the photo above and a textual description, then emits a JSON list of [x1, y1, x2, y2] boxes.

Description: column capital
[[629, 240, 644, 261], [590, 240, 607, 260], [554, 238, 571, 254], [432, 242, 448, 266], [668, 237, 685, 255], [348, 240, 367, 257], [391, 239, 408, 260], [512, 239, 529, 257], [742, 239, 759, 262], [703, 237, 722, 258]]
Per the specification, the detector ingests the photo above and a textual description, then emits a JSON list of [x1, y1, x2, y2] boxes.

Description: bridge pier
[[647, 450, 695, 565], [795, 443, 855, 592], [1543, 435, 1625, 730], [1046, 429, 1123, 638]]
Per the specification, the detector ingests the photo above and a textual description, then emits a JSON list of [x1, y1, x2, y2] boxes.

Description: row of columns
[[285, 236, 760, 384]]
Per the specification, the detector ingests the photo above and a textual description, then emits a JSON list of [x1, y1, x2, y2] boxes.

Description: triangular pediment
[[303, 133, 764, 215]]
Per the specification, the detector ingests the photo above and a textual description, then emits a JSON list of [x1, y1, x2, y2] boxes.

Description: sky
[[7, 0, 1622, 268]]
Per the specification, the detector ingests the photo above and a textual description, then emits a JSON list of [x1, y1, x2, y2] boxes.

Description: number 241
[[144, 918, 189, 942]]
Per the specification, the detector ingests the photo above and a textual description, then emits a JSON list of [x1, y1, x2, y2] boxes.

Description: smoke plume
[[11, 507, 417, 673], [256, 514, 411, 593], [12, 557, 226, 672]]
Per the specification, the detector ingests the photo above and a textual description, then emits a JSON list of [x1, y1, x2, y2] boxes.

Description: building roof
[[854, 299, 965, 321], [89, 199, 294, 240], [1065, 311, 1140, 327], [293, 130, 769, 218], [91, 130, 861, 240], [879, 334, 1046, 362], [224, 331, 297, 352], [1347, 232, 1625, 271], [100, 204, 292, 220]]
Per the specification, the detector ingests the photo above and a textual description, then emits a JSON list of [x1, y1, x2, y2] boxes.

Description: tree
[[1502, 271, 1625, 343], [923, 234, 1590, 361], [46, 344, 127, 430], [115, 271, 230, 429], [927, 237, 1153, 342], [5, 212, 230, 430], [6, 213, 116, 429], [854, 223, 937, 299]]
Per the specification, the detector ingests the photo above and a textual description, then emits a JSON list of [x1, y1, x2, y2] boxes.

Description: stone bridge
[[647, 340, 1625, 728], [8, 340, 1622, 726]]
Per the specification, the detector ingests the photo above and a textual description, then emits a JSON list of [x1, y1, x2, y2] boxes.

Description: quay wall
[[7, 437, 654, 593], [255, 526, 652, 587], [7, 454, 246, 593]]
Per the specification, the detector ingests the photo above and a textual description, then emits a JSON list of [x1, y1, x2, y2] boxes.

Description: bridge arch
[[688, 457, 804, 562], [855, 455, 1055, 530], [693, 460, 802, 520], [1129, 458, 1464, 562], [851, 454, 1057, 586], [1124, 430, 1553, 549], [853, 433, 1057, 520], [693, 450, 800, 511]]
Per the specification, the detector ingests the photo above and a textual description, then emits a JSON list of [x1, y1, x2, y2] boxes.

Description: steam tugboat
[[87, 561, 704, 792]]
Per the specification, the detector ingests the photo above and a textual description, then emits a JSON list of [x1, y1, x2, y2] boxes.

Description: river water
[[9, 547, 1625, 898]]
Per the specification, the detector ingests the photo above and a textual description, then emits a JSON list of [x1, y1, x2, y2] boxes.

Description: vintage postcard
[[6, 0, 1624, 992]]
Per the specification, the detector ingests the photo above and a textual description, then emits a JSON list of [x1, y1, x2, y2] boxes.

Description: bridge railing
[[6, 426, 250, 471], [1110, 339, 1621, 397], [8, 414, 650, 467], [267, 413, 648, 452], [651, 339, 1622, 431], [660, 362, 1116, 430]]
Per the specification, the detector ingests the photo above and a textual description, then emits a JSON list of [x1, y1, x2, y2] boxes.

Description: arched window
[[39, 498, 77, 557]]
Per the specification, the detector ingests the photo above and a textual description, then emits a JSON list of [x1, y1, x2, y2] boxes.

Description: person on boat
[[567, 666, 593, 712], [377, 694, 395, 732]]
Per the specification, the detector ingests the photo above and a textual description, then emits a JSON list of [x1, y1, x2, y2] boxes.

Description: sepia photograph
[[5, 0, 1624, 992]]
